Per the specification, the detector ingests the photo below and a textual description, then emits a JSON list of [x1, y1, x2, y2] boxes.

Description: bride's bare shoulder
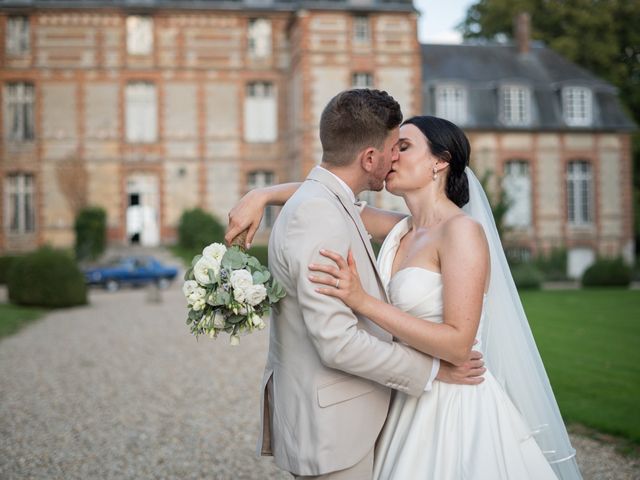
[[441, 214, 487, 248]]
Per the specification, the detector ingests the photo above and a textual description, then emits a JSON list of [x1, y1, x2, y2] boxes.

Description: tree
[[56, 155, 88, 215], [460, 0, 640, 253]]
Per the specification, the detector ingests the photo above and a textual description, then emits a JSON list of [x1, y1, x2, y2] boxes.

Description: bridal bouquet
[[183, 242, 285, 345]]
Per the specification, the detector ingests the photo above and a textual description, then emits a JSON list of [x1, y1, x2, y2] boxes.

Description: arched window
[[566, 160, 593, 225], [502, 160, 531, 228]]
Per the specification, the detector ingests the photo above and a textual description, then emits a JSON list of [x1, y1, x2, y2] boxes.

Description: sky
[[413, 0, 477, 44]]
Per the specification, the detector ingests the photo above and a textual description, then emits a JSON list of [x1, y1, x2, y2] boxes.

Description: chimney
[[514, 12, 531, 54]]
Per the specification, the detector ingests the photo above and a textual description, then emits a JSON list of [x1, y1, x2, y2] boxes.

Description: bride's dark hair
[[402, 115, 470, 207]]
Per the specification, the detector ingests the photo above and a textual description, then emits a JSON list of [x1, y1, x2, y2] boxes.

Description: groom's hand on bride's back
[[436, 349, 485, 385]]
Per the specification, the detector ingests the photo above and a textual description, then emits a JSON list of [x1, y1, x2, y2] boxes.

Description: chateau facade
[[0, 1, 634, 278]]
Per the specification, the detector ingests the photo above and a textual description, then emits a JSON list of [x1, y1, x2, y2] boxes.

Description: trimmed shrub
[[0, 255, 20, 285], [178, 208, 225, 250], [533, 248, 568, 281], [75, 207, 107, 261], [511, 263, 543, 290], [582, 258, 632, 287], [8, 247, 87, 308]]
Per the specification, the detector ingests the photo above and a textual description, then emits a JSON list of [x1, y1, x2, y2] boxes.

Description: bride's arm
[[226, 182, 407, 247], [309, 217, 489, 366], [360, 206, 407, 243], [225, 183, 300, 248]]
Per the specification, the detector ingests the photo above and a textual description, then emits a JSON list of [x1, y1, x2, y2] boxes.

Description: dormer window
[[353, 15, 370, 45], [563, 86, 592, 126], [352, 72, 374, 89], [501, 85, 531, 126], [6, 16, 30, 55], [435, 84, 467, 125]]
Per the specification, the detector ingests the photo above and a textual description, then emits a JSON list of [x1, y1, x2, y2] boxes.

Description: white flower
[[245, 284, 267, 306], [230, 335, 240, 346], [182, 280, 198, 299], [194, 256, 220, 285], [230, 269, 253, 292], [213, 310, 225, 329], [203, 243, 227, 262]]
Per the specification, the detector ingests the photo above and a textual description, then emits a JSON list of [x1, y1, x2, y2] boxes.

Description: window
[[502, 160, 531, 228], [125, 83, 157, 143], [248, 18, 272, 59], [501, 85, 531, 126], [248, 171, 276, 228], [505, 247, 532, 264], [563, 87, 593, 126], [435, 84, 467, 125], [353, 16, 370, 44], [244, 82, 277, 143], [6, 16, 29, 55], [4, 174, 35, 234], [127, 16, 153, 55], [567, 160, 593, 225], [352, 72, 373, 89], [5, 82, 35, 141]]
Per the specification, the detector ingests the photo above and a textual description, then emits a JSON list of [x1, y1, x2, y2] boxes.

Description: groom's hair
[[320, 89, 403, 167]]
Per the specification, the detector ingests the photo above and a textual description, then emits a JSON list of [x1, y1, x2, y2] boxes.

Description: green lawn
[[522, 289, 640, 443], [0, 303, 46, 339]]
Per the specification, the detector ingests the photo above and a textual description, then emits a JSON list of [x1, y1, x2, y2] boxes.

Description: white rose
[[203, 243, 227, 262], [213, 310, 225, 329], [245, 284, 267, 306], [182, 280, 198, 299], [194, 256, 220, 285], [230, 269, 253, 292], [233, 288, 246, 303]]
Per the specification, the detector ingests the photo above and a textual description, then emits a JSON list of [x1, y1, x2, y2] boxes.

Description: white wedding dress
[[372, 217, 558, 480]]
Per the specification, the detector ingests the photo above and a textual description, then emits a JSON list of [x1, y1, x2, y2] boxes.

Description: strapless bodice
[[388, 267, 444, 321]]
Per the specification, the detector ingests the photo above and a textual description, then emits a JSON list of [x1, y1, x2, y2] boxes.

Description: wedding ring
[[335, 279, 340, 289]]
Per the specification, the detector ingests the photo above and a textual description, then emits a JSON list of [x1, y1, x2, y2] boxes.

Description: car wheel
[[157, 278, 171, 290], [105, 280, 120, 292]]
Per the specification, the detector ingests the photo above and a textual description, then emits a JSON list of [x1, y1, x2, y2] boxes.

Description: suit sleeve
[[284, 197, 433, 397]]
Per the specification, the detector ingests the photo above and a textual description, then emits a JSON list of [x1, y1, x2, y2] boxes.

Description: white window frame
[[435, 84, 468, 125], [244, 81, 277, 143], [353, 15, 370, 44], [248, 171, 276, 228], [6, 16, 30, 56], [352, 72, 374, 89], [4, 173, 35, 234], [501, 84, 532, 126], [563, 86, 593, 127], [125, 82, 157, 143], [502, 160, 532, 228], [5, 82, 35, 141], [567, 160, 593, 226], [248, 18, 272, 59], [127, 16, 154, 55]]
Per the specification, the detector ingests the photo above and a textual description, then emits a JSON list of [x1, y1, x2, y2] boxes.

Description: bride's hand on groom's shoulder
[[225, 190, 266, 249], [437, 349, 486, 385], [308, 249, 368, 312]]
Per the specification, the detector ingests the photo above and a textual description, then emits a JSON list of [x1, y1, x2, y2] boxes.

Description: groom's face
[[368, 127, 400, 192]]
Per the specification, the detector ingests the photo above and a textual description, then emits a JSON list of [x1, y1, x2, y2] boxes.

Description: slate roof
[[421, 43, 636, 132], [0, 0, 415, 13]]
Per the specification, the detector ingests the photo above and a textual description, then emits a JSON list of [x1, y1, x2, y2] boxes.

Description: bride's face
[[385, 124, 435, 195]]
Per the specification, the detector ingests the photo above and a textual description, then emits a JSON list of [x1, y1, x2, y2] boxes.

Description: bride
[[227, 116, 582, 480]]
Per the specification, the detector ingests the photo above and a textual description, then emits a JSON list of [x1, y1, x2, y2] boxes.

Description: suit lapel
[[306, 167, 388, 300]]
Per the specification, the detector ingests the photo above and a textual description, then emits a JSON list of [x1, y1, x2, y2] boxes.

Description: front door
[[126, 174, 160, 247]]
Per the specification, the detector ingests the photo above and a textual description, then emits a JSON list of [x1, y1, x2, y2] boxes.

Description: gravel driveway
[[0, 283, 638, 479]]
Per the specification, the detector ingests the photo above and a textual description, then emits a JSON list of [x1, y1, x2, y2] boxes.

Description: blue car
[[83, 256, 178, 291]]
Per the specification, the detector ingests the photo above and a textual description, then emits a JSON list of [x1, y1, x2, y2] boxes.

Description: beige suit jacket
[[257, 167, 434, 476]]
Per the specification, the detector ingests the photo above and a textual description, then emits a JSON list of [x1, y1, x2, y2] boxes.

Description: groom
[[234, 90, 483, 479]]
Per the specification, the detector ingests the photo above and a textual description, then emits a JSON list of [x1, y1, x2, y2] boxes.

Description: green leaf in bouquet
[[227, 314, 245, 325], [207, 288, 231, 306], [221, 247, 248, 270], [183, 267, 194, 281], [208, 269, 218, 284], [252, 270, 271, 284], [191, 254, 202, 268], [246, 255, 262, 270], [267, 280, 286, 303]]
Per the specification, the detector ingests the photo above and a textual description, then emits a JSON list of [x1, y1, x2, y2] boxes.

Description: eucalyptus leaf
[[191, 254, 202, 268], [222, 247, 247, 270], [252, 270, 270, 284]]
